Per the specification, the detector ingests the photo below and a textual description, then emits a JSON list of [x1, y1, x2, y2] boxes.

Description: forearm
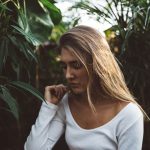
[[24, 101, 65, 150]]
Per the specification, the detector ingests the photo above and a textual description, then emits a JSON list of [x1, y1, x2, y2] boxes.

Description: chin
[[71, 88, 86, 95]]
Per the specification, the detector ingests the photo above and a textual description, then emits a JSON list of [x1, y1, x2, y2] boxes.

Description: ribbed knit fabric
[[24, 93, 144, 150]]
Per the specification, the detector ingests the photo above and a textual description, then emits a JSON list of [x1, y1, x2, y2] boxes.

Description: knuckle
[[59, 84, 64, 87], [45, 85, 54, 90], [45, 86, 49, 90]]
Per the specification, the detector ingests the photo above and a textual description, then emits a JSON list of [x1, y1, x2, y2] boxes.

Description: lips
[[69, 83, 79, 88]]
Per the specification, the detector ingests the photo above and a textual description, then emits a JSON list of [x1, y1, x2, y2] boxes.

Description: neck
[[70, 91, 89, 105], [69, 89, 112, 107]]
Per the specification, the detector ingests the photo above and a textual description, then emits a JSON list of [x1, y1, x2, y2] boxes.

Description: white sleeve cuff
[[42, 100, 58, 111]]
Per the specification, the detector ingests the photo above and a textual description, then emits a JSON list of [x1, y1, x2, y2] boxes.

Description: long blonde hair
[[59, 25, 149, 120]]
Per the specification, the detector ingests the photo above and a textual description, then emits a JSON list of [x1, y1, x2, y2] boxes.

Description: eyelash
[[60, 63, 83, 70], [72, 63, 83, 69]]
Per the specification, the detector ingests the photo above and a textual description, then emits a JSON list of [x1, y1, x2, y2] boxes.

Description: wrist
[[45, 99, 59, 105]]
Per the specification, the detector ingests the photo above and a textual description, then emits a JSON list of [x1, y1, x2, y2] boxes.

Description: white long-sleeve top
[[24, 94, 144, 150]]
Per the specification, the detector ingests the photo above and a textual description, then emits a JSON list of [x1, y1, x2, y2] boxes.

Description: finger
[[55, 85, 66, 99], [55, 86, 60, 98], [58, 85, 67, 95], [62, 85, 68, 92], [45, 85, 57, 98], [59, 84, 65, 93], [58, 85, 66, 98], [54, 85, 59, 97]]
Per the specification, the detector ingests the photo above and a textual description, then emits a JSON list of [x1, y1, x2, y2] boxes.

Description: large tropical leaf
[[0, 37, 9, 73], [39, 0, 62, 25], [8, 34, 39, 64], [28, 12, 53, 43], [0, 86, 19, 120], [12, 25, 41, 46], [9, 81, 45, 102], [17, 5, 43, 45], [24, 0, 62, 43], [0, 2, 11, 12], [144, 6, 150, 29]]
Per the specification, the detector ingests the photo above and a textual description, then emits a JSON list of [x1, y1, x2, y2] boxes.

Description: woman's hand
[[44, 84, 67, 105]]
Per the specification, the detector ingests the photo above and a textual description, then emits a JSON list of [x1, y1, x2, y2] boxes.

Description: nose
[[65, 66, 74, 80]]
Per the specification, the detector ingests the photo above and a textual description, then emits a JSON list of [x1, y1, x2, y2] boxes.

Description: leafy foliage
[[0, 85, 19, 120], [0, 0, 62, 120], [120, 5, 150, 105]]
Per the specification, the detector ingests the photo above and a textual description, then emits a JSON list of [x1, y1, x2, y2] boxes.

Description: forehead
[[60, 48, 80, 62]]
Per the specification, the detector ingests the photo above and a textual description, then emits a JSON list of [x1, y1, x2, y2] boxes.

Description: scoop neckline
[[65, 95, 132, 132]]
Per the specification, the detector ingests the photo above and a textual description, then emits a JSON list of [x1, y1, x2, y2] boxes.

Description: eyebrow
[[59, 60, 80, 65]]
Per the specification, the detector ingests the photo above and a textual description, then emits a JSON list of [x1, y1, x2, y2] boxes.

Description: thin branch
[[97, 3, 116, 22], [105, 0, 119, 21], [2, 0, 12, 5], [126, 0, 131, 22], [120, 0, 124, 18], [94, 5, 113, 19], [98, 16, 114, 26], [112, 0, 120, 16], [97, 3, 112, 17]]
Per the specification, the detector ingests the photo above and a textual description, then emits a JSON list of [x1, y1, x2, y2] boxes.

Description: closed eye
[[71, 62, 83, 69], [60, 60, 83, 70]]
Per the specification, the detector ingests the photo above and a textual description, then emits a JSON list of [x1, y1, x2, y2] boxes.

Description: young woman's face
[[60, 48, 89, 94]]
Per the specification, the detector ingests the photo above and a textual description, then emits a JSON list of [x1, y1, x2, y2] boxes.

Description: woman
[[24, 25, 145, 150]]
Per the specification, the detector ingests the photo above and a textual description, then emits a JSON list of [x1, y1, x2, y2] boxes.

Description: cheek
[[79, 70, 89, 85]]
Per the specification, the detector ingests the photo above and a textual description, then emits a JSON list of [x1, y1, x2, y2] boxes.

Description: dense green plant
[[121, 5, 150, 106], [0, 0, 62, 120]]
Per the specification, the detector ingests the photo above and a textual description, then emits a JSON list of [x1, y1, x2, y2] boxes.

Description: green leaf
[[0, 86, 19, 120], [26, 0, 45, 14], [24, 42, 39, 63], [8, 35, 38, 63], [12, 25, 41, 46], [9, 81, 45, 102], [0, 2, 11, 12], [0, 37, 9, 73], [39, 0, 62, 25], [18, 9, 30, 33], [28, 12, 53, 42], [24, 0, 60, 43], [0, 40, 5, 73], [72, 17, 80, 27], [18, 41, 36, 62], [145, 6, 150, 29]]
